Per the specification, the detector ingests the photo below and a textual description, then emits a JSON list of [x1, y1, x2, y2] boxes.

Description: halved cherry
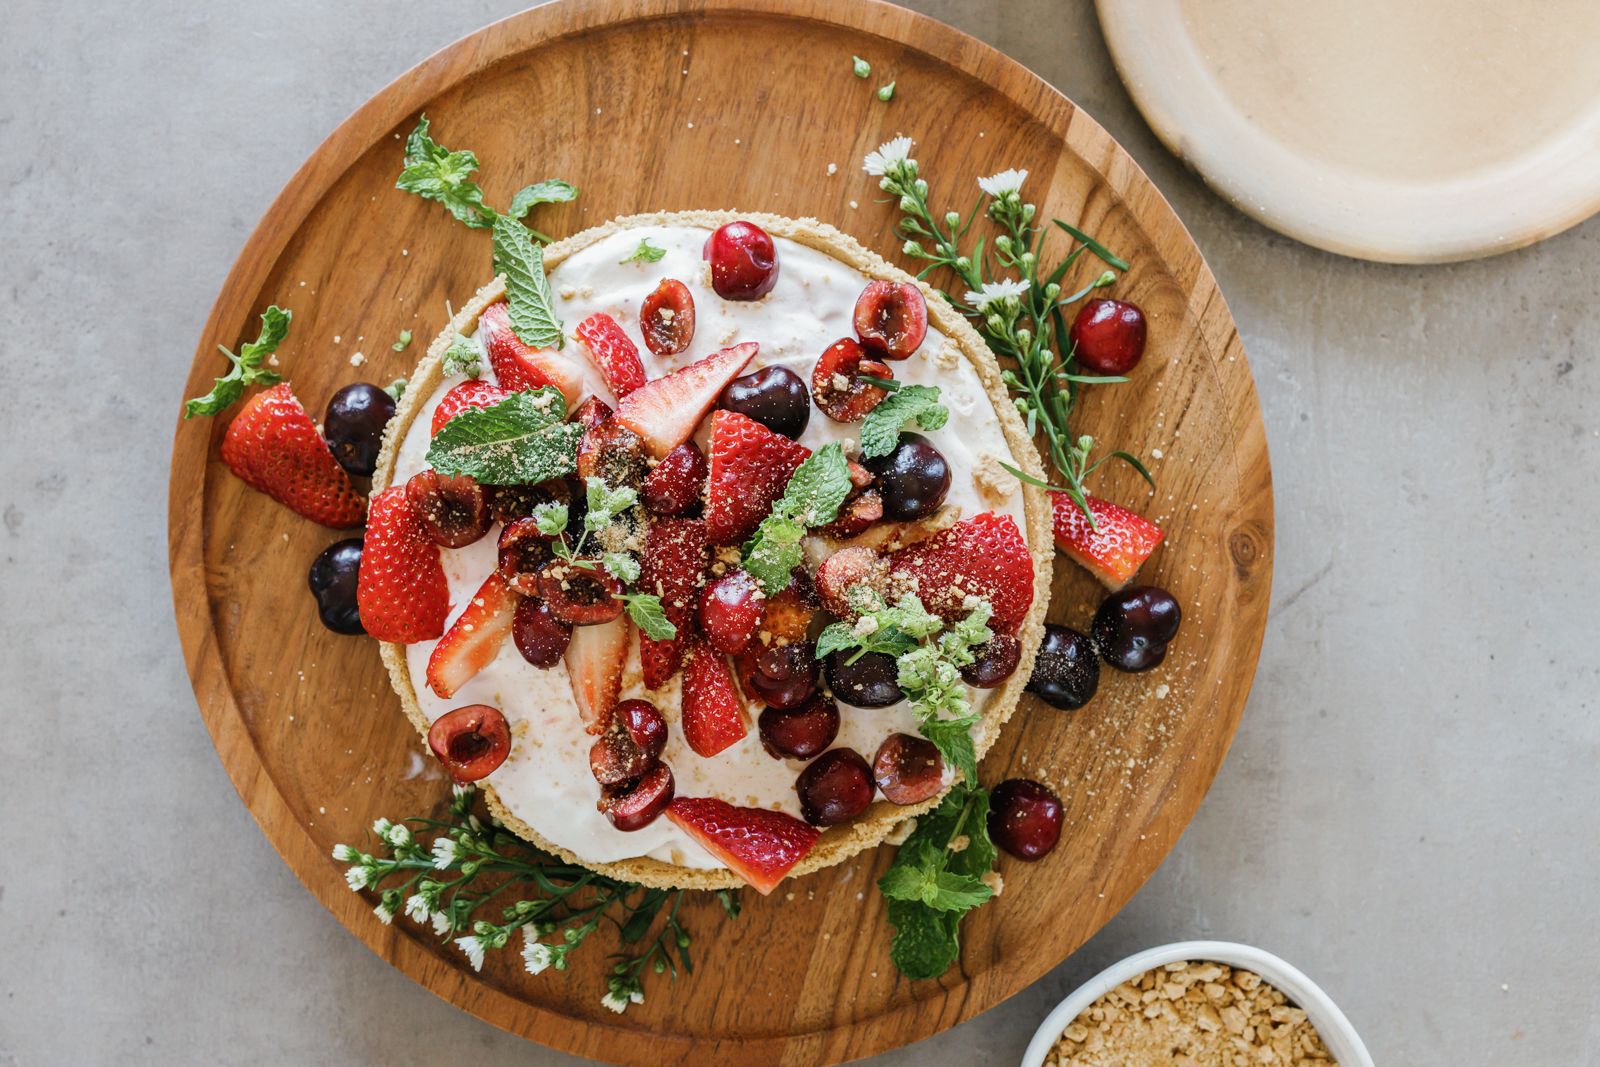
[[577, 418, 648, 490], [854, 280, 928, 360], [497, 518, 558, 595], [538, 559, 626, 625], [818, 489, 883, 538], [641, 278, 697, 357], [589, 699, 669, 784], [405, 470, 492, 548], [760, 571, 819, 645], [811, 338, 893, 422], [427, 704, 511, 784], [704, 221, 779, 300], [639, 441, 708, 516], [488, 479, 569, 526], [600, 762, 676, 831], [872, 733, 944, 805]]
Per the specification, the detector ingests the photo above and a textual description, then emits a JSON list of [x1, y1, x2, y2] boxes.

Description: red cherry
[[988, 778, 1063, 860], [497, 518, 557, 596], [758, 694, 840, 761], [698, 569, 766, 654], [738, 642, 820, 709], [537, 560, 626, 625], [853, 281, 928, 360], [795, 747, 876, 825], [640, 442, 708, 516], [589, 699, 669, 785], [872, 733, 944, 805], [512, 597, 571, 668], [811, 338, 893, 423], [1070, 298, 1147, 375], [600, 762, 675, 831], [705, 221, 779, 300], [959, 633, 1022, 688], [427, 705, 511, 784], [640, 279, 696, 356], [405, 470, 492, 549]]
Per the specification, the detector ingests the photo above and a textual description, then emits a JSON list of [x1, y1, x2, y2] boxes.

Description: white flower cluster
[[965, 278, 1030, 311]]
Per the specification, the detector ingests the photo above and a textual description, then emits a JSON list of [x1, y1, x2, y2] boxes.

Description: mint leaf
[[859, 384, 949, 458], [775, 443, 852, 526], [492, 215, 564, 348], [184, 305, 290, 418], [742, 515, 807, 594], [620, 238, 667, 265], [440, 334, 482, 379], [622, 594, 676, 640], [814, 621, 862, 661], [886, 900, 960, 980], [507, 179, 578, 219], [397, 114, 495, 229], [919, 715, 979, 785], [425, 388, 579, 485], [879, 864, 987, 911], [880, 783, 996, 980]]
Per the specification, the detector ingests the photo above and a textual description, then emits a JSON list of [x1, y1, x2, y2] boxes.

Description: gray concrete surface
[[2, 1, 1596, 1063]]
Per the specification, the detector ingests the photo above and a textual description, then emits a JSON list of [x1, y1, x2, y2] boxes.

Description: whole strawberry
[[220, 383, 365, 528], [357, 486, 449, 643]]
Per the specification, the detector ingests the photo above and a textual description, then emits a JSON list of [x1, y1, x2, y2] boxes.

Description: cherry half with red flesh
[[988, 778, 1063, 861], [640, 278, 696, 357], [705, 221, 779, 300], [576, 418, 649, 490], [758, 694, 840, 761], [961, 633, 1022, 689], [308, 537, 365, 635], [427, 704, 512, 784], [640, 441, 708, 516], [873, 733, 944, 805], [698, 569, 766, 654], [1026, 624, 1100, 708], [512, 597, 571, 668], [812, 338, 893, 423], [488, 479, 570, 526], [795, 747, 876, 825], [601, 762, 675, 831], [1092, 585, 1181, 673], [853, 280, 928, 361], [720, 366, 811, 439], [497, 518, 558, 595], [589, 699, 669, 785], [740, 642, 820, 709], [1070, 298, 1148, 375], [323, 382, 395, 477], [823, 649, 902, 708], [405, 470, 492, 548], [865, 432, 950, 521], [538, 560, 626, 626]]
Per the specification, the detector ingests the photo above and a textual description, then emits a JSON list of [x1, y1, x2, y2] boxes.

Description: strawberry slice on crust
[[665, 796, 820, 895], [704, 410, 811, 545], [1051, 492, 1164, 590], [615, 342, 758, 458], [357, 486, 449, 642], [478, 301, 585, 410], [574, 312, 647, 398], [431, 380, 511, 436], [681, 639, 749, 757], [426, 571, 518, 698], [564, 614, 631, 734], [639, 518, 709, 689], [220, 382, 365, 528], [887, 511, 1033, 632]]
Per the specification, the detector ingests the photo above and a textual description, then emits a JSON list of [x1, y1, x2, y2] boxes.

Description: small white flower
[[629, 990, 644, 1005], [431, 911, 451, 936], [522, 932, 554, 976], [371, 817, 393, 839], [977, 168, 1028, 197], [600, 990, 630, 1014], [450, 784, 474, 800], [331, 843, 358, 863], [964, 278, 1030, 310], [404, 894, 431, 924], [373, 902, 395, 926], [344, 865, 370, 892], [431, 837, 458, 870], [863, 136, 914, 176], [456, 935, 486, 972], [385, 823, 411, 848], [467, 814, 484, 834]]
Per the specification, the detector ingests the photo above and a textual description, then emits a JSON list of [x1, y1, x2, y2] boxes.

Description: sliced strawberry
[[563, 614, 631, 734], [665, 796, 820, 895], [357, 486, 449, 642], [615, 342, 758, 458], [478, 301, 585, 410], [1051, 492, 1164, 589], [639, 635, 682, 691], [639, 442, 708, 516], [431, 380, 511, 435], [680, 639, 749, 757], [704, 410, 811, 545], [426, 571, 518, 698], [638, 518, 708, 688], [575, 313, 647, 398], [219, 383, 365, 528], [887, 511, 1034, 632]]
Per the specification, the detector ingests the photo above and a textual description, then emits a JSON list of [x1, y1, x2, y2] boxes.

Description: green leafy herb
[[530, 501, 568, 537], [440, 333, 483, 379], [546, 478, 676, 640], [385, 378, 408, 401], [877, 81, 896, 102], [620, 238, 667, 265], [184, 305, 290, 418], [741, 443, 853, 593], [393, 329, 413, 352], [424, 388, 580, 485], [585, 479, 640, 529], [852, 55, 871, 78], [880, 782, 996, 980], [602, 551, 642, 585], [859, 383, 949, 458], [397, 114, 495, 229], [492, 215, 565, 349], [333, 785, 737, 1012], [508, 179, 579, 224], [620, 594, 675, 641]]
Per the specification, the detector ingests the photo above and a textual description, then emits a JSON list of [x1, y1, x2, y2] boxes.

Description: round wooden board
[[167, 2, 1273, 1063]]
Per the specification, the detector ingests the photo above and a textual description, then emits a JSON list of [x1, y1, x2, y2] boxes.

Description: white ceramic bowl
[[1020, 941, 1374, 1067]]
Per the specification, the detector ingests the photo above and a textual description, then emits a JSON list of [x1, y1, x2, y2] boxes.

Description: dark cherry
[[488, 479, 569, 526], [589, 699, 669, 785], [323, 382, 395, 477], [873, 733, 944, 805], [427, 704, 511, 784], [307, 537, 365, 635], [600, 762, 675, 831], [704, 220, 779, 300], [987, 778, 1063, 861], [741, 641, 821, 709], [865, 432, 950, 521], [640, 278, 696, 357], [405, 470, 492, 548], [537, 560, 626, 625], [758, 694, 840, 761], [1070, 298, 1147, 375], [720, 365, 811, 439], [511, 597, 572, 668], [1092, 585, 1181, 673], [698, 569, 766, 655], [576, 418, 648, 490], [795, 747, 876, 826], [639, 442, 707, 516], [1026, 624, 1100, 709], [961, 633, 1022, 688], [823, 649, 902, 708], [497, 518, 558, 595], [853, 280, 928, 361], [811, 337, 892, 422]]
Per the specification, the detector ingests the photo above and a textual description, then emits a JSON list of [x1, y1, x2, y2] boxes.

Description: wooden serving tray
[[167, 1, 1273, 1063]]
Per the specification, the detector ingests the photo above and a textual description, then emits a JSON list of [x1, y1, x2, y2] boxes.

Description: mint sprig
[[424, 388, 579, 485], [492, 215, 565, 349], [880, 782, 997, 980], [620, 238, 667, 264], [742, 443, 853, 594], [184, 305, 290, 418], [440, 333, 482, 379], [859, 384, 949, 458], [543, 480, 676, 641], [397, 115, 495, 229]]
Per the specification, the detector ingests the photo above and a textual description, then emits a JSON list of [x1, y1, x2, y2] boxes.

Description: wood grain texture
[[166, 2, 1274, 1063]]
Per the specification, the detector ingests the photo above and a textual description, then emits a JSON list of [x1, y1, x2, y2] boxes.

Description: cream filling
[[392, 225, 1027, 869]]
